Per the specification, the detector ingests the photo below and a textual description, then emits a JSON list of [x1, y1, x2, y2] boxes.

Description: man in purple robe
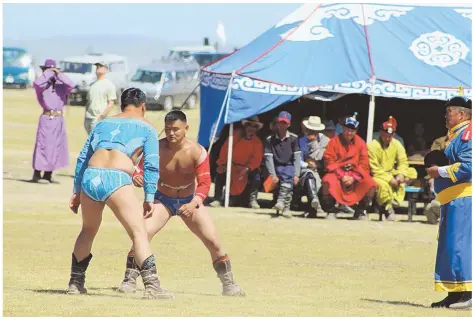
[[30, 59, 75, 183]]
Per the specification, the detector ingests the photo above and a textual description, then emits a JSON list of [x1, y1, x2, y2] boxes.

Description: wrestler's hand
[[293, 176, 299, 185], [69, 193, 81, 214], [178, 202, 198, 219], [133, 175, 144, 187], [143, 201, 155, 219], [426, 166, 440, 178]]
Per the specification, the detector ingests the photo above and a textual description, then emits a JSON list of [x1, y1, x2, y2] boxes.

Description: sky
[[3, 3, 301, 47]]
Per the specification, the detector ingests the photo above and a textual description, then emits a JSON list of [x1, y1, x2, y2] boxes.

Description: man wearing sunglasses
[[211, 116, 264, 209], [426, 95, 472, 309]]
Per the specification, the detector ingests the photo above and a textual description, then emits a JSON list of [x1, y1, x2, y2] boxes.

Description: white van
[[60, 53, 128, 105], [129, 59, 200, 111]]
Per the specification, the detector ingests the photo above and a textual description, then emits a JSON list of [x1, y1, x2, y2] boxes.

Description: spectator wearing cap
[[368, 116, 417, 221], [264, 111, 301, 217], [84, 62, 117, 133], [322, 112, 377, 220], [296, 116, 329, 216], [322, 120, 336, 139], [31, 59, 75, 183], [211, 116, 264, 209]]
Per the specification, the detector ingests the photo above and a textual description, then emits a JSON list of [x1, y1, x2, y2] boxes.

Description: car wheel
[[186, 94, 197, 109], [163, 96, 173, 111]]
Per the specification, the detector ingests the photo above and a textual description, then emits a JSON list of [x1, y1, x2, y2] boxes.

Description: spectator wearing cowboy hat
[[30, 59, 75, 183], [264, 111, 301, 217], [84, 62, 117, 133], [296, 116, 329, 217], [368, 116, 417, 221], [322, 112, 377, 220], [210, 116, 264, 209]]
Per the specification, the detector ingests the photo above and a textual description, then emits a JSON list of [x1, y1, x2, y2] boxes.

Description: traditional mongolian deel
[[198, 3, 472, 146]]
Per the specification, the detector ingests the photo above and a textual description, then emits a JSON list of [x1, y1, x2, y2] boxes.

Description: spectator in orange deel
[[210, 116, 264, 209]]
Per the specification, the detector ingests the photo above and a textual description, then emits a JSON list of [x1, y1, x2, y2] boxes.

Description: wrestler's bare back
[[158, 138, 201, 198]]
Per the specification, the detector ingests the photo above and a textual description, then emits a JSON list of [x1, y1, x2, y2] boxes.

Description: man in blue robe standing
[[426, 95, 472, 309]]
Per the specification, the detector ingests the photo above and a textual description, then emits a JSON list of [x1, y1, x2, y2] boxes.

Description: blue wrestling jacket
[[73, 117, 159, 202], [434, 121, 472, 205]]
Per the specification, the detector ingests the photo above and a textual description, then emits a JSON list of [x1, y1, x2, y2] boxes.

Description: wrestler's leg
[[181, 206, 245, 296], [67, 192, 104, 294], [117, 203, 172, 293], [106, 185, 174, 299]]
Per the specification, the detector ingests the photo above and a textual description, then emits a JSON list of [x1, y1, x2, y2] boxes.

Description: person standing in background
[[84, 62, 117, 134], [31, 59, 75, 183]]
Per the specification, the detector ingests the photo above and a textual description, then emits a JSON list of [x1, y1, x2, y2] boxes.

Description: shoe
[[431, 292, 463, 308], [249, 200, 260, 209], [325, 212, 337, 220], [282, 209, 293, 218], [385, 207, 397, 222], [209, 200, 222, 208]]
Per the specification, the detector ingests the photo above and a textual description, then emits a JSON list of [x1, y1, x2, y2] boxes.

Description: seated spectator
[[322, 120, 336, 139], [264, 111, 301, 218], [368, 116, 417, 221], [322, 112, 377, 220], [297, 116, 329, 217], [210, 116, 264, 209], [406, 122, 430, 156]]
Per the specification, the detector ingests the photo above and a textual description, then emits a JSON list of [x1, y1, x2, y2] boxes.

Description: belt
[[43, 110, 63, 118]]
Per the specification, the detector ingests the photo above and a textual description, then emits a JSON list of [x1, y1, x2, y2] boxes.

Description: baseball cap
[[277, 111, 291, 124], [94, 62, 108, 68]]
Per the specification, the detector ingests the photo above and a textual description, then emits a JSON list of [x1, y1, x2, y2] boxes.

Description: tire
[[163, 96, 173, 111], [186, 94, 197, 109]]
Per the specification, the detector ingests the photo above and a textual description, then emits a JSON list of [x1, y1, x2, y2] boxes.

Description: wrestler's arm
[[193, 145, 211, 207], [72, 133, 94, 194], [142, 128, 160, 202]]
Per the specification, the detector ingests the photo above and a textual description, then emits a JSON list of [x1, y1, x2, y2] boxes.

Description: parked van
[[60, 53, 128, 105], [129, 59, 200, 111], [3, 47, 36, 89], [168, 45, 216, 61]]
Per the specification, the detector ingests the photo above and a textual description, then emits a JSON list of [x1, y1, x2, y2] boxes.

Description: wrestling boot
[[67, 253, 92, 294], [117, 253, 140, 293], [431, 292, 464, 308], [248, 179, 260, 209], [213, 255, 245, 297], [140, 255, 174, 300], [449, 292, 472, 309], [42, 171, 59, 184], [274, 183, 291, 214]]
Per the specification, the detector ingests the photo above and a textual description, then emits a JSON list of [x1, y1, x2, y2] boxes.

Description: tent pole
[[366, 76, 376, 142], [224, 123, 234, 208], [208, 71, 235, 155]]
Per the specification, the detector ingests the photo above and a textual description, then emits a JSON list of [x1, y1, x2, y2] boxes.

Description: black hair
[[120, 88, 146, 111], [164, 110, 187, 123]]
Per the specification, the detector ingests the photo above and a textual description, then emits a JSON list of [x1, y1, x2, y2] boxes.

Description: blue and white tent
[[198, 3, 472, 147]]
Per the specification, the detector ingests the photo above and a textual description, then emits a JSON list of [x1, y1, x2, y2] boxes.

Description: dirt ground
[[2, 89, 470, 316]]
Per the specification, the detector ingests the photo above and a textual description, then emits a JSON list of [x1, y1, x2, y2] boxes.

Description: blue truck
[[3, 47, 36, 89]]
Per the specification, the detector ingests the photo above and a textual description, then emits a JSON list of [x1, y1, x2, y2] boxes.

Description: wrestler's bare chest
[[159, 147, 196, 181]]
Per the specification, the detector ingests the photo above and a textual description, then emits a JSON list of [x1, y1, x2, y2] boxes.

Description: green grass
[[2, 88, 470, 316]]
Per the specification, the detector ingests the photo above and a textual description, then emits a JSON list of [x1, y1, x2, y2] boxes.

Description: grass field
[[2, 88, 470, 316]]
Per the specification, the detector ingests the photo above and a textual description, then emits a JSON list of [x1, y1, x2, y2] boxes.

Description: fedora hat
[[40, 59, 59, 70], [241, 116, 263, 130], [303, 116, 325, 131]]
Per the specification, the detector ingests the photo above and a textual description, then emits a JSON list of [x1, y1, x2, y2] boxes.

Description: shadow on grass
[[361, 298, 427, 308], [28, 288, 135, 299]]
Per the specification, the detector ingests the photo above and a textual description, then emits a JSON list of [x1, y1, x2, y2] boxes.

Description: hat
[[445, 96, 472, 110], [344, 112, 359, 129], [322, 120, 336, 131], [424, 150, 449, 168], [94, 62, 108, 68], [303, 116, 325, 131], [241, 116, 263, 130], [380, 116, 397, 134], [277, 111, 291, 124], [40, 59, 59, 70]]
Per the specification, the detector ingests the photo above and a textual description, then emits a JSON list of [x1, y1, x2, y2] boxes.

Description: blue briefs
[[154, 190, 194, 216], [81, 167, 132, 202]]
